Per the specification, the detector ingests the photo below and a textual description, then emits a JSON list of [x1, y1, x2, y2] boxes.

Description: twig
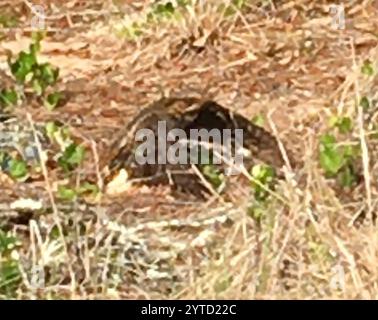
[[26, 112, 77, 295], [350, 37, 372, 220]]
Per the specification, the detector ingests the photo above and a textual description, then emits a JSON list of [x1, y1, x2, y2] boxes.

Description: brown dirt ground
[[1, 0, 378, 299]]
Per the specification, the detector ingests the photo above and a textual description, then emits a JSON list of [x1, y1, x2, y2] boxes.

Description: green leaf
[[29, 42, 40, 56], [44, 92, 62, 111], [39, 63, 59, 86], [77, 182, 100, 196], [58, 143, 86, 172], [0, 229, 21, 295], [31, 31, 45, 49], [251, 164, 275, 182], [8, 159, 28, 179], [49, 225, 61, 239], [360, 96, 370, 111], [0, 230, 18, 253], [343, 144, 359, 159], [0, 88, 18, 106], [45, 122, 70, 146], [32, 78, 44, 96], [251, 164, 276, 201], [251, 114, 265, 127], [361, 60, 374, 76], [328, 115, 339, 128], [337, 117, 353, 134], [320, 134, 336, 147], [10, 50, 37, 83], [0, 260, 21, 291], [372, 124, 378, 140], [0, 152, 11, 171], [202, 164, 224, 190], [339, 165, 357, 188], [319, 133, 360, 185], [57, 185, 77, 201], [154, 2, 175, 16], [164, 2, 175, 14], [319, 145, 344, 176], [31, 63, 59, 95], [329, 116, 353, 134], [247, 203, 265, 223], [45, 121, 59, 141]]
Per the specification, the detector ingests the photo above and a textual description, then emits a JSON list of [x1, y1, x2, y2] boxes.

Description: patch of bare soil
[[1, 0, 378, 299]]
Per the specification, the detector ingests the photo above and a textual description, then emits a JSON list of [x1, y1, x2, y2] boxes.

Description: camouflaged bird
[[105, 97, 287, 197]]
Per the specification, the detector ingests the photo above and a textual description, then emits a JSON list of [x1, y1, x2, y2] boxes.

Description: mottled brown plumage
[[105, 97, 287, 196]]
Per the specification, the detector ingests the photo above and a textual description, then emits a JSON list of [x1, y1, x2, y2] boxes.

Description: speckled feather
[[106, 97, 287, 196]]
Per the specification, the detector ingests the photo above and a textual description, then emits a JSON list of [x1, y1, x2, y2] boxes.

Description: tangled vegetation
[[0, 0, 378, 299]]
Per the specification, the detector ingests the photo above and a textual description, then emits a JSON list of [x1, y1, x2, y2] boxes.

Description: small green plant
[[31, 63, 60, 97], [44, 121, 88, 175], [247, 163, 278, 292], [9, 46, 38, 84], [8, 158, 28, 180], [57, 182, 99, 201], [361, 60, 374, 76], [150, 1, 175, 19], [57, 185, 77, 201], [44, 92, 62, 111], [320, 114, 361, 187], [0, 152, 11, 171], [360, 96, 370, 111], [77, 182, 100, 197], [250, 164, 276, 201], [328, 115, 353, 134], [201, 164, 225, 190], [117, 1, 191, 39], [248, 164, 276, 222], [319, 134, 345, 176], [251, 114, 265, 127], [0, 151, 29, 181], [319, 134, 359, 187], [3, 33, 62, 111], [197, 150, 225, 191], [0, 89, 18, 109], [44, 121, 71, 146], [45, 121, 60, 141], [58, 143, 86, 172], [0, 229, 22, 297]]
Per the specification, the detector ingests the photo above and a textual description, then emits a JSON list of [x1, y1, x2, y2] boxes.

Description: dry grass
[[1, 0, 378, 299]]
